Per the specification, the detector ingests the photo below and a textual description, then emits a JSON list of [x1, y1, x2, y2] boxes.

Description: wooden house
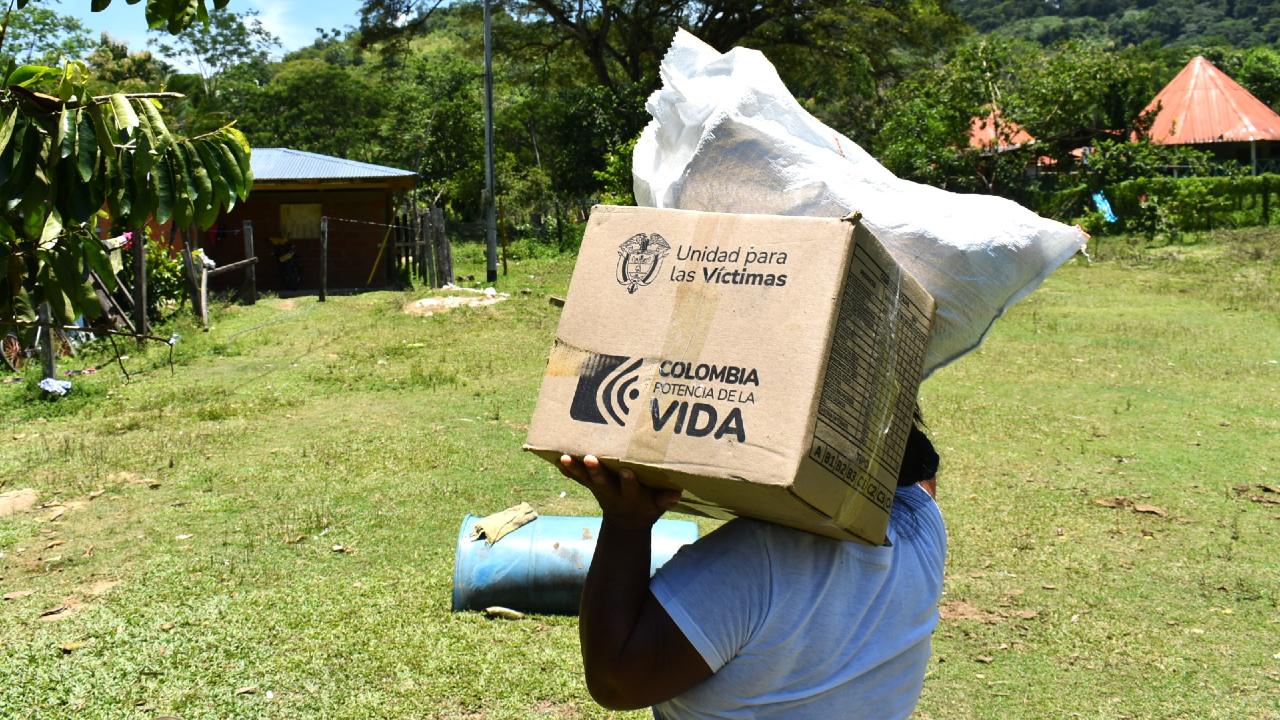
[[205, 148, 417, 292]]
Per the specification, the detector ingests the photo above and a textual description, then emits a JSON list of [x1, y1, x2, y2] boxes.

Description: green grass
[[1, 230, 1278, 719]]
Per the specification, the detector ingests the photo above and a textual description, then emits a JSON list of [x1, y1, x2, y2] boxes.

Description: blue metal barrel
[[452, 515, 700, 615]]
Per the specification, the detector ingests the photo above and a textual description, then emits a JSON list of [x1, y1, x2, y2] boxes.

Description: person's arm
[[557, 454, 714, 710]]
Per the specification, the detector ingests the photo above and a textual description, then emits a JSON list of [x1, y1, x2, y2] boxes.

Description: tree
[[1202, 45, 1280, 110], [148, 8, 279, 103], [233, 58, 380, 161], [0, 4, 93, 66], [85, 34, 172, 95], [357, 0, 448, 55], [360, 0, 877, 91], [514, 0, 863, 90], [1002, 40, 1169, 157], [373, 48, 483, 212], [0, 0, 253, 335], [754, 0, 968, 148], [952, 0, 1280, 47]]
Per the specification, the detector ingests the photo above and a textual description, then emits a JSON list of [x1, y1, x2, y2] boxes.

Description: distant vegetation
[[6, 1, 1280, 237], [953, 0, 1280, 47]]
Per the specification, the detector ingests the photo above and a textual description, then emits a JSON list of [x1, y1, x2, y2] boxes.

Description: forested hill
[[950, 0, 1280, 46]]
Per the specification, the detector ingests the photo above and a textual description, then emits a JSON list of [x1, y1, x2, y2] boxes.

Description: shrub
[[1060, 173, 1280, 237], [120, 227, 189, 321]]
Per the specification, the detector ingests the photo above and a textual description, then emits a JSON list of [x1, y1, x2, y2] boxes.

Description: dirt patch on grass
[[104, 471, 160, 489], [84, 579, 121, 596], [940, 600, 1039, 625], [274, 298, 299, 311], [532, 700, 581, 717], [0, 488, 38, 517], [940, 600, 1006, 624], [37, 596, 89, 622], [403, 290, 509, 317]]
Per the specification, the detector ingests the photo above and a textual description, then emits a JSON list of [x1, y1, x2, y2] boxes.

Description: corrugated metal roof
[[1143, 56, 1280, 144], [969, 107, 1035, 151], [250, 148, 417, 181]]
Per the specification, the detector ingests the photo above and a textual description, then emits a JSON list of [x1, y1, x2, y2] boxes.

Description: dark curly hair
[[896, 409, 939, 487]]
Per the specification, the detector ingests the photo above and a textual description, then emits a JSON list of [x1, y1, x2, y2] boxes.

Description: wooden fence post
[[199, 261, 209, 329], [180, 231, 203, 322], [434, 206, 452, 287], [424, 208, 440, 286], [37, 302, 55, 380], [319, 216, 328, 302], [402, 210, 414, 282], [243, 220, 257, 305], [132, 228, 148, 343], [180, 244, 196, 313], [386, 215, 399, 288]]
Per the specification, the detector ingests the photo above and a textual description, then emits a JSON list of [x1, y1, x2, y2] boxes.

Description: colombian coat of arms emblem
[[616, 233, 671, 294]]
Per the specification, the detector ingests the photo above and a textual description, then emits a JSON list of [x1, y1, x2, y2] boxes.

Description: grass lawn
[[1, 229, 1277, 719]]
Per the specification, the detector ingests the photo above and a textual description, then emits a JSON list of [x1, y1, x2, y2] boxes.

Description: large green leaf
[[83, 233, 117, 292], [110, 152, 134, 221], [132, 106, 159, 177], [137, 99, 173, 157], [6, 122, 41, 205], [154, 154, 174, 225], [86, 104, 120, 185], [56, 62, 89, 103], [195, 140, 232, 213], [57, 108, 75, 160], [0, 118, 22, 191], [131, 124, 155, 181], [130, 174, 158, 225], [33, 262, 69, 324], [144, 0, 175, 30], [75, 110, 97, 182], [108, 94, 140, 139], [6, 65, 60, 88], [86, 103, 120, 152], [179, 141, 215, 228], [49, 243, 96, 320], [57, 157, 97, 224], [38, 209, 62, 250], [169, 150, 194, 229], [129, 138, 158, 224], [0, 107, 19, 155], [211, 139, 244, 200], [168, 0, 200, 34], [222, 128, 252, 181], [18, 157, 52, 221]]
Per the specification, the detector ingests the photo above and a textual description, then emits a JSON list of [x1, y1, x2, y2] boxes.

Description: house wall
[[205, 187, 397, 292], [1191, 141, 1280, 173]]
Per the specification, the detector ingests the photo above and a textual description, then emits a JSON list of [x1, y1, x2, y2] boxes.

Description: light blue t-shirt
[[650, 484, 946, 719]]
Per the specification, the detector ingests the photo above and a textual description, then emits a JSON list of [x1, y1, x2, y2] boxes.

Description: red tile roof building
[[1143, 56, 1280, 145], [968, 108, 1036, 151]]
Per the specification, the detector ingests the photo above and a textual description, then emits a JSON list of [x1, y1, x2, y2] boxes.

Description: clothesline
[[324, 215, 418, 232]]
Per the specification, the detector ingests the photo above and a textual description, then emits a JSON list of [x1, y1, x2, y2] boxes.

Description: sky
[[62, 0, 368, 57]]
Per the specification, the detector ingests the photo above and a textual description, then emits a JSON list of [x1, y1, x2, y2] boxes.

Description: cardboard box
[[524, 206, 935, 544]]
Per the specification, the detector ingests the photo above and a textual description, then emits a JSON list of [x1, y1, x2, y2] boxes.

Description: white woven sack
[[634, 29, 1088, 377]]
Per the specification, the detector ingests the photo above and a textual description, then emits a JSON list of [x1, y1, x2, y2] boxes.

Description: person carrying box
[[556, 422, 944, 719]]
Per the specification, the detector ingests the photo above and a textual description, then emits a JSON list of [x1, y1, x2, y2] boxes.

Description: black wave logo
[[570, 353, 644, 426]]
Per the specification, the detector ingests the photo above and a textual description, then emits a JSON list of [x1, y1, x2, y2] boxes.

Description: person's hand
[[558, 454, 682, 531]]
